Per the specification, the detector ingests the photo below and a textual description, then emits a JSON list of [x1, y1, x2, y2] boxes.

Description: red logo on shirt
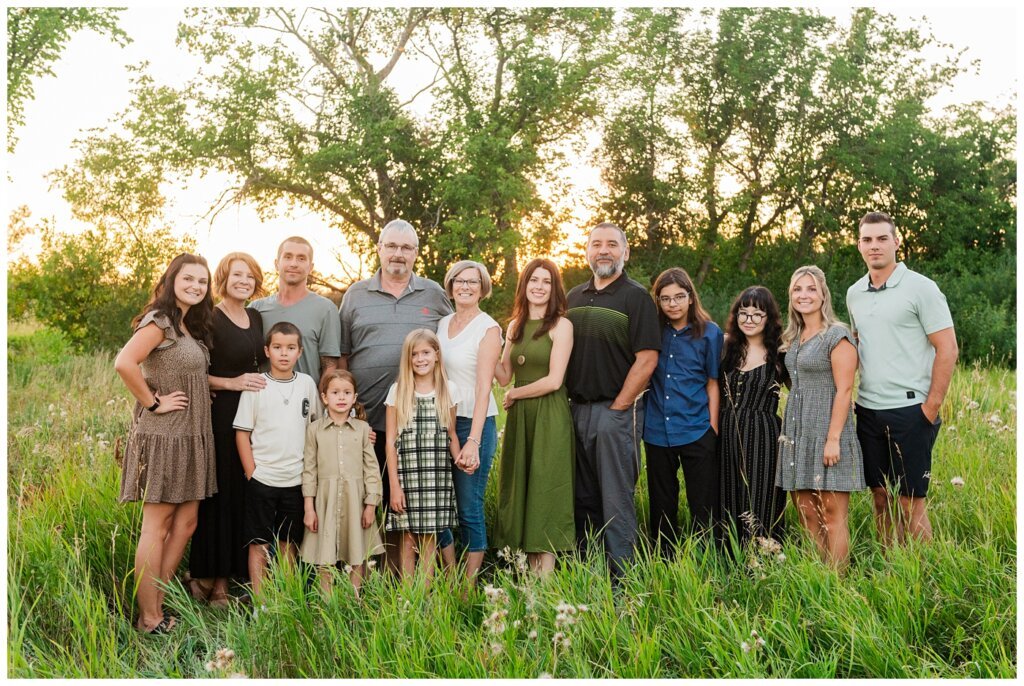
[[422, 307, 430, 315]]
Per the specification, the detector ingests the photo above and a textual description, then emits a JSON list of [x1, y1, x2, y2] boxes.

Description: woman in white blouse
[[436, 260, 502, 583]]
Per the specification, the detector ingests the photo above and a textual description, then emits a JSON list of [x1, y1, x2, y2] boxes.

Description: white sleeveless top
[[437, 311, 501, 418]]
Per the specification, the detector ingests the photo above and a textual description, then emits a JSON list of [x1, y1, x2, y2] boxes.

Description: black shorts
[[856, 404, 941, 498], [244, 478, 304, 545]]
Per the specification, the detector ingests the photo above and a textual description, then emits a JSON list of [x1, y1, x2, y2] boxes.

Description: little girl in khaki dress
[[300, 370, 383, 595]]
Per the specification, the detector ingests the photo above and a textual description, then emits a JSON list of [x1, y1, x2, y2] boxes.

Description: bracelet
[[467, 436, 481, 446], [146, 396, 161, 412]]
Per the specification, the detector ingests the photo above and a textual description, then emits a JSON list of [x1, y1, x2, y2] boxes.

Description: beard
[[589, 254, 624, 279], [383, 259, 410, 277]]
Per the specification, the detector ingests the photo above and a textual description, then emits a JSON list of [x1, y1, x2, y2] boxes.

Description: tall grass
[[7, 330, 1016, 677]]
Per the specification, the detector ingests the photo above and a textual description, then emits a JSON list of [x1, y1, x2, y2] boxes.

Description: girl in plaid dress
[[384, 329, 465, 581]]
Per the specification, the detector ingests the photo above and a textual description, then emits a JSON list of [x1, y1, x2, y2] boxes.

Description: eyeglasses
[[453, 278, 481, 288], [738, 312, 765, 324], [381, 242, 418, 254], [658, 293, 689, 306]]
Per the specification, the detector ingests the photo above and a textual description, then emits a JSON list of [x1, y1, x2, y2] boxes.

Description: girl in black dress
[[718, 286, 789, 547], [187, 252, 268, 607]]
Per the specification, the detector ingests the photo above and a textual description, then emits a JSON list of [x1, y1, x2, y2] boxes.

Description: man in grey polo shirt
[[847, 211, 958, 548], [251, 236, 341, 381], [338, 219, 453, 565]]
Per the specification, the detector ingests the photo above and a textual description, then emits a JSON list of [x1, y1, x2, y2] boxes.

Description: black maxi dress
[[718, 361, 788, 545], [188, 307, 266, 579]]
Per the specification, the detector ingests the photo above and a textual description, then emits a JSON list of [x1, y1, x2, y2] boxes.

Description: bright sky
[[4, 5, 1018, 281]]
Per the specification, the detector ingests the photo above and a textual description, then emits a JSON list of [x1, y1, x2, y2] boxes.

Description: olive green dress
[[493, 319, 575, 553]]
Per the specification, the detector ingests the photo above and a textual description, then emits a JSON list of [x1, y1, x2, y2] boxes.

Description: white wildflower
[[48, 403, 55, 412], [489, 642, 503, 656], [741, 641, 751, 654], [227, 672, 248, 679], [538, 673, 552, 679], [367, 559, 377, 568], [950, 476, 965, 488], [106, 399, 116, 406], [343, 564, 353, 574], [987, 413, 1002, 426], [755, 536, 781, 555], [966, 400, 980, 411], [528, 630, 538, 639], [577, 604, 589, 613], [513, 620, 521, 628], [947, 425, 956, 432], [776, 553, 786, 563], [483, 584, 508, 605], [205, 661, 217, 672]]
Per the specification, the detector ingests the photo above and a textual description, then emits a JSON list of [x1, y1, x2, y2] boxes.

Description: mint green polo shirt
[[846, 262, 954, 410]]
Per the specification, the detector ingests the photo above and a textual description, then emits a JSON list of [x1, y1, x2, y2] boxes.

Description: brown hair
[[276, 236, 314, 260], [132, 253, 214, 347], [318, 369, 367, 421], [651, 267, 712, 339], [858, 211, 899, 240], [508, 258, 567, 344], [213, 252, 265, 301]]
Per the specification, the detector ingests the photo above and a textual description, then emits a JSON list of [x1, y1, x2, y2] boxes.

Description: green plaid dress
[[386, 395, 457, 534]]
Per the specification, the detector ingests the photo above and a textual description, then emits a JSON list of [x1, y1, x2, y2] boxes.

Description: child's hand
[[361, 504, 376, 529], [153, 390, 189, 414], [368, 429, 377, 445], [390, 487, 406, 514], [304, 510, 318, 533]]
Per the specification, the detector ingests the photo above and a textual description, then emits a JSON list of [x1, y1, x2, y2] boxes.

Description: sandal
[[141, 612, 176, 635], [208, 590, 230, 609], [184, 572, 212, 603]]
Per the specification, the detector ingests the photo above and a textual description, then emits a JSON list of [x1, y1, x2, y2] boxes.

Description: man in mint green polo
[[847, 211, 958, 548]]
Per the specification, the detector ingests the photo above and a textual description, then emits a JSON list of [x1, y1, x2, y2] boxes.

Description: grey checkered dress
[[776, 325, 866, 493], [385, 396, 457, 534]]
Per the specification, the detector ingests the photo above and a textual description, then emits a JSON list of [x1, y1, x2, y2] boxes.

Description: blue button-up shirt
[[643, 321, 723, 447]]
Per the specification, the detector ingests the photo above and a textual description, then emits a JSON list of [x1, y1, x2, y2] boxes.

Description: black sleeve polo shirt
[[565, 271, 662, 403]]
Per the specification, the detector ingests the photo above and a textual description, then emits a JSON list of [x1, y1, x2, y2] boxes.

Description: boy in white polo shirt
[[235, 321, 321, 594], [847, 211, 958, 548]]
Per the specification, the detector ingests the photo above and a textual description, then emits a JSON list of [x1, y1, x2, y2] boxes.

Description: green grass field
[[7, 327, 1017, 677]]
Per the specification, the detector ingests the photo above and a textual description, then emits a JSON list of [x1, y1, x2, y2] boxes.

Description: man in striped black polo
[[566, 222, 661, 582]]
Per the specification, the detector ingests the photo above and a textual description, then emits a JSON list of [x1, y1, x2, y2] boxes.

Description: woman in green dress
[[493, 258, 575, 574]]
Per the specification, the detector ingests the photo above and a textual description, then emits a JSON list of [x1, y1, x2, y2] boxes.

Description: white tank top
[[437, 311, 501, 418]]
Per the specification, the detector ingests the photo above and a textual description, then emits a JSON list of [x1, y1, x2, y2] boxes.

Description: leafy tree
[[6, 7, 129, 150], [63, 8, 617, 284], [8, 208, 193, 351]]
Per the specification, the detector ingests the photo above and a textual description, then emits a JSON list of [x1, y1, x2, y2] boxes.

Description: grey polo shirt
[[251, 291, 342, 381], [339, 271, 453, 430], [846, 262, 954, 410]]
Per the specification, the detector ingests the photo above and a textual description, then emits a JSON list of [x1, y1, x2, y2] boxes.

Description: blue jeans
[[438, 416, 497, 552]]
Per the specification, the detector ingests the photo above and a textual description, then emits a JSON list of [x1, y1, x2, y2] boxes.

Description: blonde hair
[[443, 260, 493, 299], [213, 252, 265, 301], [781, 265, 847, 350], [394, 329, 454, 432]]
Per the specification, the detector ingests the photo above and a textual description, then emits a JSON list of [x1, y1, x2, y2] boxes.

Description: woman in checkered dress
[[384, 329, 465, 581]]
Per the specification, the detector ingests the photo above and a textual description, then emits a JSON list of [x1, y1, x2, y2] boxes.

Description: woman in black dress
[[718, 286, 789, 547], [187, 252, 268, 606]]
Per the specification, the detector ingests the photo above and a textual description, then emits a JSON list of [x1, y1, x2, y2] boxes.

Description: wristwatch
[[146, 396, 161, 412]]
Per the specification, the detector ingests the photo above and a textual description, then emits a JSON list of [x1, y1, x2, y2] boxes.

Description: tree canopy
[[13, 7, 1017, 362]]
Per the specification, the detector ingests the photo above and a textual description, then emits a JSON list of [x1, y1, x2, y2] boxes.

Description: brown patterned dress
[[119, 311, 218, 503]]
